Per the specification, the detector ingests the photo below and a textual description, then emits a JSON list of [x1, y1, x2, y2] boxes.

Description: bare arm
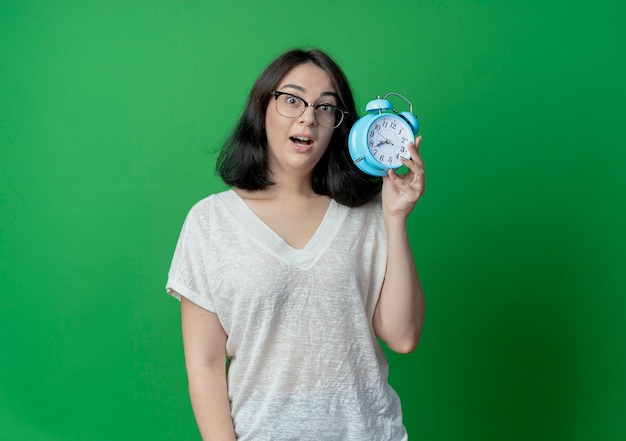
[[181, 297, 236, 440], [373, 215, 425, 353], [373, 136, 426, 354]]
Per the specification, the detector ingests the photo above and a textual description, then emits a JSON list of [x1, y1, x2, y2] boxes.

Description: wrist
[[383, 212, 409, 233]]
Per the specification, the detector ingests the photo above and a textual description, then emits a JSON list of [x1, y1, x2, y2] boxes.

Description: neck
[[265, 169, 317, 198]]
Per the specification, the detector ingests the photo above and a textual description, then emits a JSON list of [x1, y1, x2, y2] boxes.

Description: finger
[[408, 138, 424, 168], [399, 157, 418, 177], [387, 168, 410, 189], [399, 153, 423, 176], [414, 135, 422, 153], [405, 136, 421, 157], [399, 152, 425, 184], [387, 168, 401, 183]]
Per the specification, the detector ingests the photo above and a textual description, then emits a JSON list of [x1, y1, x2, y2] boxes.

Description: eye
[[284, 95, 301, 106], [317, 104, 336, 114]]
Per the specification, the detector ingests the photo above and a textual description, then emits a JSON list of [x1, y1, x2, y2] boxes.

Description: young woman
[[166, 48, 426, 440]]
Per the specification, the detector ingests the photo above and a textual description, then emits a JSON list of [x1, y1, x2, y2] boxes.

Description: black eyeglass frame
[[270, 90, 349, 129]]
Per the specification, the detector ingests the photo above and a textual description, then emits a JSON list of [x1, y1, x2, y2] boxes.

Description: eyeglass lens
[[275, 93, 343, 128]]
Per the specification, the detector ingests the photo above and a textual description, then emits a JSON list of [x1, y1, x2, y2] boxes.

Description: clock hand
[[382, 133, 396, 147], [375, 132, 392, 146]]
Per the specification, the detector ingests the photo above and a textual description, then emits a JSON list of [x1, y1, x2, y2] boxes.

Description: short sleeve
[[165, 199, 216, 313]]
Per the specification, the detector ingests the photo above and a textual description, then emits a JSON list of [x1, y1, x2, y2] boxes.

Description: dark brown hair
[[216, 48, 381, 207]]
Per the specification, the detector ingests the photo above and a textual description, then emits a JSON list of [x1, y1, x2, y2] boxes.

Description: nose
[[298, 105, 317, 126]]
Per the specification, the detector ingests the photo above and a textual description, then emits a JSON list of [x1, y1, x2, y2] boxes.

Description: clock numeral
[[390, 121, 397, 129]]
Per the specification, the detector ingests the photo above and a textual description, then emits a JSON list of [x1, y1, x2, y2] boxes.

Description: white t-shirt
[[166, 189, 408, 440]]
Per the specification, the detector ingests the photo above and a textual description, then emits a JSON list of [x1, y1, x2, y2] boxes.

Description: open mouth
[[290, 136, 313, 146]]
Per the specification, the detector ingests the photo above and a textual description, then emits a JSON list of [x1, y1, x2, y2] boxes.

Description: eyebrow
[[279, 83, 339, 100]]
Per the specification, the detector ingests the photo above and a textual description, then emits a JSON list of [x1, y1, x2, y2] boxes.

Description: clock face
[[367, 115, 412, 167]]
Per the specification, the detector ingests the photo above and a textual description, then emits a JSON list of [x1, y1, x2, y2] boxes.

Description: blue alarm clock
[[348, 92, 420, 177]]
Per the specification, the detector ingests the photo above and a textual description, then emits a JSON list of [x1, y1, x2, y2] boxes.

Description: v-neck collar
[[217, 189, 346, 268]]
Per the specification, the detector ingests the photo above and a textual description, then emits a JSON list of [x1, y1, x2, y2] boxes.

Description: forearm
[[374, 216, 425, 353], [186, 362, 236, 441]]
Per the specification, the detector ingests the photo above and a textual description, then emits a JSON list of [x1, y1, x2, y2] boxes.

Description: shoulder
[[340, 192, 382, 216], [183, 190, 235, 227], [189, 189, 235, 211]]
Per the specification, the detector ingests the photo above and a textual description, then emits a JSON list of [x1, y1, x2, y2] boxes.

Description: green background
[[1, 0, 624, 440]]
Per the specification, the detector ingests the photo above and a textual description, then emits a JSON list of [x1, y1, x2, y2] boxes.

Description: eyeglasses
[[271, 91, 348, 129]]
